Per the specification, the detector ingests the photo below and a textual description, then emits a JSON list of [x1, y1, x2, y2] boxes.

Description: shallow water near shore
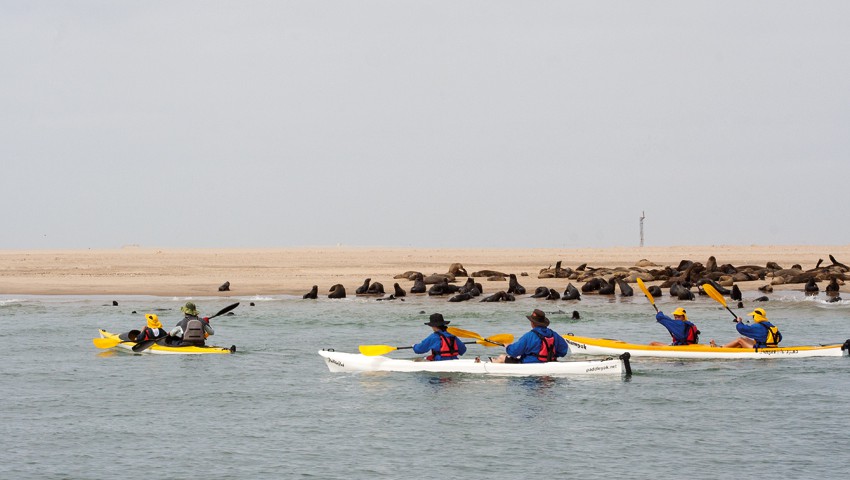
[[1, 291, 849, 479]]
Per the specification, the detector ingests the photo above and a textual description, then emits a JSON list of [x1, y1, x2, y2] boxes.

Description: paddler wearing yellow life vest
[[710, 308, 782, 348]]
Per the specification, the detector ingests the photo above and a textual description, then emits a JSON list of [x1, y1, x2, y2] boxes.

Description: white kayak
[[318, 350, 632, 376], [563, 334, 850, 359]]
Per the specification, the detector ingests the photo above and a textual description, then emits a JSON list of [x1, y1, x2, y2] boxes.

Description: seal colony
[[302, 254, 848, 303]]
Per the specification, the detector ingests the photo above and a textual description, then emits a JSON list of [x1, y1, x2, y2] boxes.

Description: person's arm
[[412, 334, 437, 354], [202, 318, 214, 336], [456, 337, 467, 356], [505, 332, 531, 358], [735, 322, 764, 342], [554, 334, 570, 358]]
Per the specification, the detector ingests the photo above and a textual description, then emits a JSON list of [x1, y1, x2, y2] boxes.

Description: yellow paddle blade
[[478, 333, 513, 346], [446, 326, 484, 341], [703, 283, 727, 307], [92, 336, 122, 349], [637, 278, 655, 305], [359, 344, 398, 356]]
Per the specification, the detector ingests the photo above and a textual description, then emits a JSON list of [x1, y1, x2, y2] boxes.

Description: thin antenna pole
[[639, 211, 645, 247]]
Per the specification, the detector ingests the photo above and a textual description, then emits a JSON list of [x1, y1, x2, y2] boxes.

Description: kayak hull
[[98, 329, 235, 355], [318, 350, 631, 376], [564, 334, 850, 359]]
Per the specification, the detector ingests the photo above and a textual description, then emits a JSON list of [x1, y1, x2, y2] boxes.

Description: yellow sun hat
[[145, 314, 162, 329], [747, 308, 768, 323], [672, 307, 688, 321]]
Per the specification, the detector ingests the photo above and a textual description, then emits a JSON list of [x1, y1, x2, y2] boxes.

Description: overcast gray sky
[[2, 1, 848, 249]]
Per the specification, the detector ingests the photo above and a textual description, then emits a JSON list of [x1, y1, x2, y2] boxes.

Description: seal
[[731, 284, 742, 301], [804, 278, 819, 296], [616, 279, 633, 297], [328, 284, 346, 299], [366, 282, 385, 295], [581, 278, 602, 293], [530, 286, 550, 298], [218, 281, 230, 292], [410, 273, 426, 294], [355, 278, 371, 295], [393, 283, 407, 297], [647, 285, 662, 297], [562, 283, 581, 301], [448, 293, 473, 302], [507, 274, 526, 295], [302, 285, 318, 299], [598, 279, 615, 295], [546, 289, 561, 300]]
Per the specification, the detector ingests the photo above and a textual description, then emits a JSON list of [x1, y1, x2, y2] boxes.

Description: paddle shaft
[[636, 278, 658, 313]]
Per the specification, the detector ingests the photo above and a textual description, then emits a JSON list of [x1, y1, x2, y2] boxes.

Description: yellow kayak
[[97, 329, 235, 355], [563, 334, 850, 359]]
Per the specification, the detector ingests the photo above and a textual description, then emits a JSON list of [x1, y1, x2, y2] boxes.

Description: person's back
[[736, 320, 781, 347], [507, 325, 569, 363], [172, 302, 214, 346], [137, 314, 166, 343], [412, 313, 467, 361], [654, 308, 700, 345], [181, 319, 206, 346]]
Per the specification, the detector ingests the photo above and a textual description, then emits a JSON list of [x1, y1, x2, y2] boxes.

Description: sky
[[2, 1, 849, 249]]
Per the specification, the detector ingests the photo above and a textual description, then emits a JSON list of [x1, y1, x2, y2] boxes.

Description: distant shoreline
[[1, 245, 847, 296]]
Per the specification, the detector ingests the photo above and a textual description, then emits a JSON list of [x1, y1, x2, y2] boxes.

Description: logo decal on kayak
[[327, 358, 344, 367], [585, 364, 616, 373], [565, 339, 586, 349]]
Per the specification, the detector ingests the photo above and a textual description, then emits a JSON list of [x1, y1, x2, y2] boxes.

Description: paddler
[[136, 314, 167, 343], [412, 313, 467, 361], [169, 302, 214, 346], [650, 307, 701, 346], [710, 308, 782, 348], [492, 309, 569, 363]]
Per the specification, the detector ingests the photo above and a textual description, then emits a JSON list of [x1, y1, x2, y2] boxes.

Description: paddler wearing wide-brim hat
[[492, 309, 569, 364], [412, 313, 467, 361], [170, 302, 215, 343]]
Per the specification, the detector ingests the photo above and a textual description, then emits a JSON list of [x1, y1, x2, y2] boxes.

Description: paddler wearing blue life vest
[[136, 314, 167, 342], [650, 307, 701, 346], [412, 313, 467, 361], [710, 308, 782, 348], [492, 309, 569, 364]]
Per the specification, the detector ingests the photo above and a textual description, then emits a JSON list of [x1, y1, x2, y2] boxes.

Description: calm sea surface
[[1, 290, 849, 479]]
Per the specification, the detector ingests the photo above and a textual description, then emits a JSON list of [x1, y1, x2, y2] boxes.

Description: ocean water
[[1, 290, 849, 479]]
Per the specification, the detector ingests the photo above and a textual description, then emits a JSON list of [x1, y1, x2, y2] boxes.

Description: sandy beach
[[1, 245, 848, 296]]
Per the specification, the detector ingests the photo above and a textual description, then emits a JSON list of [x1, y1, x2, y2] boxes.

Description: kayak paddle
[[636, 278, 658, 313], [92, 336, 130, 349], [131, 302, 240, 353], [359, 334, 514, 357], [703, 283, 738, 321], [447, 327, 513, 347]]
